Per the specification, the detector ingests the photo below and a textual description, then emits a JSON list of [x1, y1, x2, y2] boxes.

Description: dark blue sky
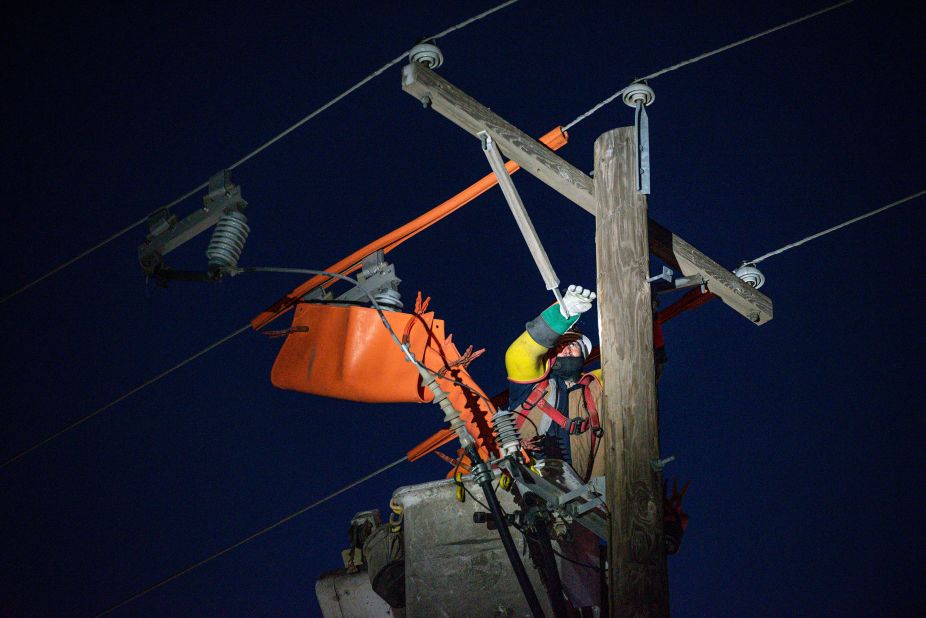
[[2, 1, 924, 615]]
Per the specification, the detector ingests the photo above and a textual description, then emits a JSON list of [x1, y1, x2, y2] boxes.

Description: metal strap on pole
[[479, 131, 564, 307]]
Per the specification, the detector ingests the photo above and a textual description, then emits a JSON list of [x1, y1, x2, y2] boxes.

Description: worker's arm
[[505, 286, 596, 382], [505, 304, 576, 382]]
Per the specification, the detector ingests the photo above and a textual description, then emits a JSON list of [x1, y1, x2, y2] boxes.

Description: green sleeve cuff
[[540, 304, 579, 335]]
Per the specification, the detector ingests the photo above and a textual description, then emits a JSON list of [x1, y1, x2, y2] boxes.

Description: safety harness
[[514, 374, 603, 481]]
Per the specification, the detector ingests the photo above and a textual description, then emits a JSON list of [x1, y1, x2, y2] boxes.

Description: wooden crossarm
[[402, 62, 773, 324]]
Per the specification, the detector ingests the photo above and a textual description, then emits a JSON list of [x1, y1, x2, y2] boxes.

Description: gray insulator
[[734, 263, 766, 289], [374, 288, 403, 311], [207, 210, 250, 268], [622, 82, 655, 107], [408, 43, 443, 69], [492, 409, 521, 457]]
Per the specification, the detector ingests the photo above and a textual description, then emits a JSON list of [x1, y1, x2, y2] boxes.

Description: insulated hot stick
[[480, 131, 565, 310]]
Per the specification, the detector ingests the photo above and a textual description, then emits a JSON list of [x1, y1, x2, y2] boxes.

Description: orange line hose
[[251, 127, 569, 330]]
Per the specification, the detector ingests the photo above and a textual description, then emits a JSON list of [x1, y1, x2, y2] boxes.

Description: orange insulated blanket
[[270, 299, 497, 457]]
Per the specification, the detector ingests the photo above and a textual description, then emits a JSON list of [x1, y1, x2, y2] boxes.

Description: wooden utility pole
[[401, 63, 773, 326], [400, 62, 775, 616], [595, 128, 668, 615]]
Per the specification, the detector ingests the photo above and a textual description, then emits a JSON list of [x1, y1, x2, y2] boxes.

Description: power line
[[748, 189, 926, 265], [0, 0, 520, 307], [223, 0, 519, 173], [563, 0, 854, 131], [1, 262, 451, 467], [91, 265, 447, 614], [93, 455, 408, 617], [0, 0, 867, 468], [1, 324, 252, 468], [0, 0, 855, 455]]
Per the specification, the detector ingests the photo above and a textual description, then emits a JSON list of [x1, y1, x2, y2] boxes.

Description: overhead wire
[[223, 0, 519, 173], [747, 189, 926, 265], [0, 0, 520, 307], [3, 0, 898, 608], [94, 264, 479, 612], [1, 324, 253, 468], [0, 264, 480, 468], [2, 0, 864, 467], [93, 454, 408, 617], [563, 0, 854, 131]]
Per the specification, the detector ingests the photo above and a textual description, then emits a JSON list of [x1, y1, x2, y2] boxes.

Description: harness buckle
[[591, 426, 604, 438], [567, 417, 589, 435]]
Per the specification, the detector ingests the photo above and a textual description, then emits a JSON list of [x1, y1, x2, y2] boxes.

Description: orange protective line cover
[[271, 303, 442, 403], [272, 301, 498, 459], [251, 127, 568, 330]]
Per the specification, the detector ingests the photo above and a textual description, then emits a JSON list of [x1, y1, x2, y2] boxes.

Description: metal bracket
[[647, 265, 674, 283], [623, 83, 655, 194], [651, 272, 706, 295], [560, 485, 606, 517], [650, 455, 675, 473], [673, 275, 705, 290], [635, 102, 651, 193], [138, 170, 247, 275], [301, 250, 402, 306], [503, 459, 608, 540]]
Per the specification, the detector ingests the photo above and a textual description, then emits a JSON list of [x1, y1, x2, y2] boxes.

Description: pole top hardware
[[734, 263, 766, 289], [623, 82, 655, 108], [408, 42, 443, 69], [138, 170, 249, 281], [650, 455, 675, 472], [647, 265, 674, 283]]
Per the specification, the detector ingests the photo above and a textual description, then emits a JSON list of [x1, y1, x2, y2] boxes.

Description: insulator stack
[[492, 409, 521, 457], [206, 210, 250, 268], [373, 288, 403, 311]]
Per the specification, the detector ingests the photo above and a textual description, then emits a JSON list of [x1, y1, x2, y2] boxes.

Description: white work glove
[[559, 284, 597, 318]]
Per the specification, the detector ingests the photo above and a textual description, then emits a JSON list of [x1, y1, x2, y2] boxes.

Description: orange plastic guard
[[271, 303, 444, 403], [272, 297, 498, 458]]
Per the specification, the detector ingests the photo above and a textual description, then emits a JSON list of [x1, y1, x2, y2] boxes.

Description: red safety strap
[[576, 374, 603, 481], [515, 380, 580, 433], [515, 377, 603, 481]]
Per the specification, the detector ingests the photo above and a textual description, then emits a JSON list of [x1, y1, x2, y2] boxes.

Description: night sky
[[2, 1, 924, 616]]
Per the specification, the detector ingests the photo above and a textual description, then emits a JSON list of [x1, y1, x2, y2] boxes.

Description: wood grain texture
[[402, 63, 772, 325], [647, 219, 773, 324], [595, 127, 669, 616], [403, 63, 595, 214]]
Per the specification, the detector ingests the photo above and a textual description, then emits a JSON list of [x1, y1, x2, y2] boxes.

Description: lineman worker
[[506, 285, 688, 604], [505, 285, 603, 482], [506, 284, 603, 612]]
